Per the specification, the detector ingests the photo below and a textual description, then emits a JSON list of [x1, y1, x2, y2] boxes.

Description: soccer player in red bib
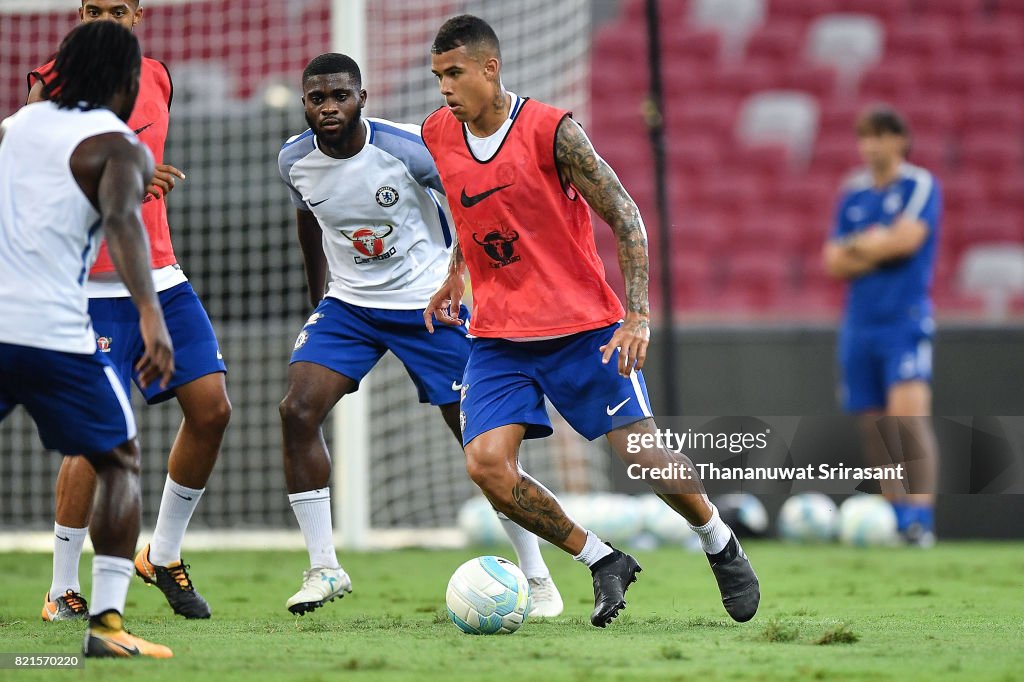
[[422, 15, 759, 627], [27, 0, 230, 622]]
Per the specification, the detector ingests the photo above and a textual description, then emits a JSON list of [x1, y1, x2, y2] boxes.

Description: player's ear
[[133, 6, 144, 27], [483, 56, 500, 80], [358, 89, 367, 109]]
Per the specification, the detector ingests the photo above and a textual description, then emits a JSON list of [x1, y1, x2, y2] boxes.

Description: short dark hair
[[43, 21, 141, 110], [856, 105, 910, 138], [302, 53, 361, 88], [431, 14, 501, 59], [80, 0, 141, 6]]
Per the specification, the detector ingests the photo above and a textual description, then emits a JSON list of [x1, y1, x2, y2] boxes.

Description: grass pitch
[[1, 542, 1022, 681]]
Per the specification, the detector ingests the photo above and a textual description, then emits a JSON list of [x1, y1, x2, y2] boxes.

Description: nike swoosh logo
[[452, 381, 464, 391], [460, 184, 511, 208], [95, 634, 139, 657], [56, 535, 70, 542], [173, 491, 194, 501], [606, 398, 631, 416], [309, 197, 330, 207], [133, 122, 153, 135]]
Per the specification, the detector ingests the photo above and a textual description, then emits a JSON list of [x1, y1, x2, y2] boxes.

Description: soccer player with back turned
[[823, 106, 941, 546], [27, 0, 230, 621], [277, 53, 562, 616], [0, 21, 174, 658], [422, 15, 760, 627]]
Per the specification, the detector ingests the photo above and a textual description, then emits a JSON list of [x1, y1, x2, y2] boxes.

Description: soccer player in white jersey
[[28, 0, 229, 622], [0, 22, 174, 658], [277, 53, 562, 617]]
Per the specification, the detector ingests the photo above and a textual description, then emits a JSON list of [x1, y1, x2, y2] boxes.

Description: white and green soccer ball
[[446, 556, 531, 635], [839, 495, 899, 547], [777, 492, 840, 543]]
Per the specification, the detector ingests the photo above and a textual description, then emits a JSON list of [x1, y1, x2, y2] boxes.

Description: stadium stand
[[588, 0, 1024, 319]]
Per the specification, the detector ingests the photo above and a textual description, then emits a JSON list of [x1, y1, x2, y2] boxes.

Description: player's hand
[[135, 305, 175, 390], [600, 312, 650, 377], [424, 275, 466, 333], [144, 164, 186, 202]]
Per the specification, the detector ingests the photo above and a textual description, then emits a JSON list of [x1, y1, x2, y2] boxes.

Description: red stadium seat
[[836, 0, 912, 23], [957, 210, 1023, 247], [692, 172, 766, 215], [941, 174, 989, 213], [885, 18, 955, 61], [921, 58, 993, 97], [706, 60, 786, 99], [662, 57, 712, 93], [769, 0, 834, 22], [591, 22, 649, 64], [663, 30, 721, 64], [857, 60, 922, 102], [993, 60, 1024, 98], [811, 135, 863, 177], [908, 133, 953, 173], [665, 95, 741, 143], [743, 20, 805, 65], [959, 97, 1024, 136], [668, 135, 724, 175], [726, 144, 790, 175], [780, 63, 837, 100], [990, 173, 1024, 213], [958, 19, 1024, 60], [908, 0, 986, 21], [957, 132, 1024, 174], [734, 210, 807, 252], [897, 99, 957, 137], [722, 251, 795, 309]]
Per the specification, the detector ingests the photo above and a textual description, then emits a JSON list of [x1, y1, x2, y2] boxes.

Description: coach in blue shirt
[[823, 106, 940, 546]]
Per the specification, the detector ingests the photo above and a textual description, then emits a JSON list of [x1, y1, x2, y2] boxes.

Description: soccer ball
[[445, 556, 531, 634], [777, 492, 840, 543], [636, 494, 700, 549], [839, 495, 899, 547], [456, 496, 504, 545], [714, 493, 770, 538]]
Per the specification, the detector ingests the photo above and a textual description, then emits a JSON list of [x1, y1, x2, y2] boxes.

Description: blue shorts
[[838, 320, 934, 413], [0, 342, 137, 455], [460, 323, 653, 446], [289, 297, 470, 406], [88, 281, 226, 405]]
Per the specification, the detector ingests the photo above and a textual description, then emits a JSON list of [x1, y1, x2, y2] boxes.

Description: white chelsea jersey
[[278, 117, 455, 310], [0, 101, 136, 354]]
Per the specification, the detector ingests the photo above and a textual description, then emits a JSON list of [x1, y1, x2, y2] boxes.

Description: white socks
[[90, 555, 133, 616], [289, 488, 340, 569], [497, 513, 551, 579], [49, 523, 87, 597], [148, 475, 205, 566], [688, 503, 732, 555], [573, 530, 613, 568]]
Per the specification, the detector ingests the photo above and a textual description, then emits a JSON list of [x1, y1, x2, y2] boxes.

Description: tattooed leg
[[464, 423, 587, 554]]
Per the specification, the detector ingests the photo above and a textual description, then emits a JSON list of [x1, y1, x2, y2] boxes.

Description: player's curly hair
[[431, 14, 501, 59], [302, 53, 361, 88], [42, 21, 141, 111]]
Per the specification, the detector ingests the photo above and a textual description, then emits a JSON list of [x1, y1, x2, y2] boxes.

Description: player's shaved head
[[303, 53, 361, 89], [432, 14, 501, 62]]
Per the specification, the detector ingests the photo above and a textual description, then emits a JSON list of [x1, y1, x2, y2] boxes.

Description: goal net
[[0, 0, 604, 549]]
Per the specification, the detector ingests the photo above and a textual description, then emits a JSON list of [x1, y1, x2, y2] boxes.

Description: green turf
[[1, 542, 1022, 681]]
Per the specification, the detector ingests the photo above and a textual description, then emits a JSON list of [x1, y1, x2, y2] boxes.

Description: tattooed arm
[[554, 116, 650, 376], [424, 240, 467, 333]]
